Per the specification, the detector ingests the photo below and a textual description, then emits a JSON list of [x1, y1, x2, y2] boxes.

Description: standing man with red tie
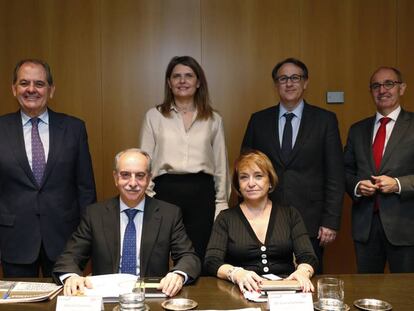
[[0, 59, 96, 277], [344, 66, 414, 273]]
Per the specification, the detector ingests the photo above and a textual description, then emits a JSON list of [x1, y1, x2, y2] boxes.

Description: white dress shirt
[[278, 101, 305, 148], [140, 106, 230, 215]]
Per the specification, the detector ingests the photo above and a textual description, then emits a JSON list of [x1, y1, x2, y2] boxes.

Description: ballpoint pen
[[2, 282, 17, 299]]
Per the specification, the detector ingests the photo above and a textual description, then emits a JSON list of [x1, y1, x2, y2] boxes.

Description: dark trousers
[[153, 173, 215, 263], [354, 213, 414, 273], [1, 243, 54, 277], [310, 237, 324, 274]]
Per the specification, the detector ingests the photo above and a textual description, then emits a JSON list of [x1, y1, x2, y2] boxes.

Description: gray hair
[[114, 148, 152, 172], [13, 59, 54, 86]]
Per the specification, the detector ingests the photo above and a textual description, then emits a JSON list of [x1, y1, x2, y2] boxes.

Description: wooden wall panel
[[1, 0, 414, 275], [301, 0, 397, 273], [398, 0, 414, 112], [101, 0, 201, 198], [202, 0, 301, 168], [0, 0, 103, 198]]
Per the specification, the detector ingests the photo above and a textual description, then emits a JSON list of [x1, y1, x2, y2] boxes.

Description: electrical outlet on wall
[[326, 91, 344, 104]]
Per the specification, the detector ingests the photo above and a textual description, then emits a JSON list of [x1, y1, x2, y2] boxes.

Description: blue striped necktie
[[121, 209, 139, 274]]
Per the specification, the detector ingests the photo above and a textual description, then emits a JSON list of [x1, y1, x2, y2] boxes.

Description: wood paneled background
[[1, 0, 413, 273]]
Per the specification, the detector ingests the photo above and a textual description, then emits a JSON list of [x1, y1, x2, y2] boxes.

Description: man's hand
[[318, 226, 337, 247], [371, 175, 399, 193], [357, 180, 378, 197], [158, 272, 184, 297], [63, 275, 93, 296]]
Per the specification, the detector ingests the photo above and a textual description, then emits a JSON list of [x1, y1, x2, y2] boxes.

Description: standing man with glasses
[[0, 59, 96, 277], [344, 66, 414, 273], [242, 58, 344, 273]]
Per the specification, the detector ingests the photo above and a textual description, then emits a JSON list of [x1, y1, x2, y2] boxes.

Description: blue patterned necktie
[[30, 118, 46, 185], [281, 113, 295, 160], [121, 209, 139, 274]]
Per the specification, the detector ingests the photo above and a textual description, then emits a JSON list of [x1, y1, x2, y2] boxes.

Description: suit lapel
[[42, 109, 65, 186], [381, 110, 410, 171], [140, 197, 161, 276], [268, 105, 284, 166], [101, 197, 121, 273], [7, 111, 38, 186], [364, 117, 377, 173]]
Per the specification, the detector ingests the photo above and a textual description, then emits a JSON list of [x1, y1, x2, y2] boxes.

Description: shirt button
[[262, 259, 268, 264], [263, 267, 269, 273], [260, 246, 266, 252], [261, 254, 267, 259]]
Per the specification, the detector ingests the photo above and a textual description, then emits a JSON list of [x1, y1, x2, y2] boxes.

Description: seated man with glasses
[[53, 148, 201, 296], [241, 57, 344, 274], [344, 66, 414, 273]]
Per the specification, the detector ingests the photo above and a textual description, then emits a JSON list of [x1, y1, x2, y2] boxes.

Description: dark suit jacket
[[344, 109, 414, 245], [53, 196, 201, 282], [242, 102, 345, 237], [0, 109, 96, 263]]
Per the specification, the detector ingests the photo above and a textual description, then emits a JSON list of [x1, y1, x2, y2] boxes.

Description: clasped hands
[[231, 268, 313, 294], [357, 175, 399, 197], [63, 272, 184, 297]]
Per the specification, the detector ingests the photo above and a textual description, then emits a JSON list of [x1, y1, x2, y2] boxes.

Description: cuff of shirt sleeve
[[214, 202, 228, 219], [59, 273, 79, 284], [354, 181, 362, 198], [172, 270, 188, 284], [394, 178, 401, 194]]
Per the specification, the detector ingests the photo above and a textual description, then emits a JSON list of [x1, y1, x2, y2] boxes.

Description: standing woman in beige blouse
[[140, 56, 230, 262]]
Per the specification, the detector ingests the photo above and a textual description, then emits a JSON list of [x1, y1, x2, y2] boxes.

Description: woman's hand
[[232, 268, 263, 293], [286, 269, 314, 293]]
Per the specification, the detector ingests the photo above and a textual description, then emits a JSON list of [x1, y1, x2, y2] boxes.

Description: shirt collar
[[279, 100, 304, 120], [170, 103, 198, 114], [21, 109, 49, 126], [119, 197, 146, 213], [375, 105, 401, 123]]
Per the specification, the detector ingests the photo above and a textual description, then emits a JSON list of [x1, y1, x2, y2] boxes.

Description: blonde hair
[[232, 149, 278, 197]]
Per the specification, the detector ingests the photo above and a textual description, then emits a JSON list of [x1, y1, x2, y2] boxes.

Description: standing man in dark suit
[[242, 58, 344, 273], [0, 59, 96, 277], [344, 66, 414, 273], [53, 148, 200, 297]]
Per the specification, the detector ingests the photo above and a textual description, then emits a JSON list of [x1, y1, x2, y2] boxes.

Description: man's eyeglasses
[[370, 80, 402, 91], [118, 171, 148, 181], [275, 74, 305, 84]]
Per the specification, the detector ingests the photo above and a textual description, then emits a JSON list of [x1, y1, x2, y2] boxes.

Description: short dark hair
[[271, 57, 309, 83], [157, 56, 213, 120], [232, 149, 278, 198], [13, 59, 54, 86], [370, 66, 403, 83]]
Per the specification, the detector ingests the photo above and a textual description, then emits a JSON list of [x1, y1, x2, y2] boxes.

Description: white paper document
[[83, 274, 166, 303], [56, 296, 103, 311], [268, 292, 313, 311], [84, 274, 137, 303]]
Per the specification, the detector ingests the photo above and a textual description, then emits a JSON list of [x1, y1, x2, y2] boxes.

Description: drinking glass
[[317, 277, 344, 310], [119, 278, 145, 311]]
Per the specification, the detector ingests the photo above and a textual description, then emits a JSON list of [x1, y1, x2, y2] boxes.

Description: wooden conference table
[[1, 274, 414, 310]]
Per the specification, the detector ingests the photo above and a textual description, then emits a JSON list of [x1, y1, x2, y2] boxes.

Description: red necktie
[[372, 117, 390, 213], [372, 117, 391, 171]]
